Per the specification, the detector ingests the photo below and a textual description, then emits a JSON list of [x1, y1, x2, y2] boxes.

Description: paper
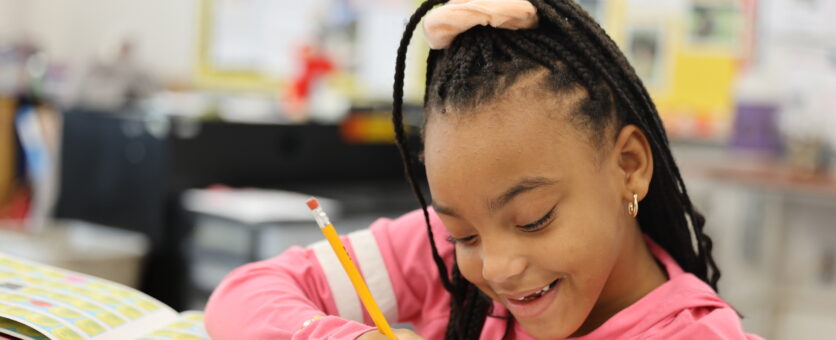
[[356, 4, 412, 100], [0, 254, 179, 340], [208, 0, 323, 77], [134, 312, 209, 340]]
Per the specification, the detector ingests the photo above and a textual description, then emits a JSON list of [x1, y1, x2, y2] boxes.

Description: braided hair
[[390, 1, 721, 339]]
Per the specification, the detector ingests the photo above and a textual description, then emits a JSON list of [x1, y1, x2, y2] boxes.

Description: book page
[[134, 311, 209, 340], [0, 317, 47, 340], [0, 253, 178, 339]]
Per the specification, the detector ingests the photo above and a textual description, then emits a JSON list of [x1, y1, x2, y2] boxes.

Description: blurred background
[[0, 0, 833, 339]]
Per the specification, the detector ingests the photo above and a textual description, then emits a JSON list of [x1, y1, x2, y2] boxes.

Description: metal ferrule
[[310, 207, 332, 229]]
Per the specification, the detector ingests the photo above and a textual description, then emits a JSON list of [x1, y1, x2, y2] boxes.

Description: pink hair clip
[[422, 0, 539, 50]]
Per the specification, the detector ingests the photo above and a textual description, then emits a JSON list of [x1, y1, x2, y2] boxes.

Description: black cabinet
[[54, 110, 420, 310]]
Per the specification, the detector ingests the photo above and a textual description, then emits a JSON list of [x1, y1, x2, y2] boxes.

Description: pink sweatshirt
[[204, 209, 763, 340]]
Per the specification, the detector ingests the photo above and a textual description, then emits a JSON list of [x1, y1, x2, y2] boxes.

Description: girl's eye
[[516, 205, 557, 232], [447, 234, 478, 245]]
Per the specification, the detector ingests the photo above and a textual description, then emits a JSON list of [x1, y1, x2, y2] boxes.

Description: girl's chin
[[512, 293, 586, 340], [517, 321, 577, 340]]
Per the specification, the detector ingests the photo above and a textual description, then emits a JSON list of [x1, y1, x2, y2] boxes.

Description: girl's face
[[424, 77, 652, 338]]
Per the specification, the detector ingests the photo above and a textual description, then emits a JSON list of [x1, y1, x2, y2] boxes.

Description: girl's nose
[[480, 241, 527, 284]]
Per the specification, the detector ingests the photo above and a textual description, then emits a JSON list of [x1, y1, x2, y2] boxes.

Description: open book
[[0, 253, 209, 340]]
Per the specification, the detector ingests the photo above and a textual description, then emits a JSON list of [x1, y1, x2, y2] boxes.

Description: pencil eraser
[[306, 198, 320, 210]]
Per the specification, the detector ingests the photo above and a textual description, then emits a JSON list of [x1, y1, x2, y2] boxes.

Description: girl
[[204, 0, 763, 339]]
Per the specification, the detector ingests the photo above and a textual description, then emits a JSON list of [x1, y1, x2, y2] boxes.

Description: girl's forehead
[[425, 94, 586, 142], [424, 100, 592, 168], [423, 76, 614, 167]]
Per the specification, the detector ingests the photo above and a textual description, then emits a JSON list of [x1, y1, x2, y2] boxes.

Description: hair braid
[[392, 0, 455, 294]]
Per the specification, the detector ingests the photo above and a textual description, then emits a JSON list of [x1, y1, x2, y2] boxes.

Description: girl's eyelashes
[[446, 205, 557, 243], [516, 204, 557, 232], [446, 234, 477, 245]]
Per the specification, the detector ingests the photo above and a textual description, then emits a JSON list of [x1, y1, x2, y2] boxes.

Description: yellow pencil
[[306, 197, 397, 340]]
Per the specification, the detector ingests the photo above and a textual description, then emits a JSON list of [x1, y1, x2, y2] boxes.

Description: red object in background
[[0, 185, 31, 230], [285, 45, 336, 120], [292, 46, 335, 99]]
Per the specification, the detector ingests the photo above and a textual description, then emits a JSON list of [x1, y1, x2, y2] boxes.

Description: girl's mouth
[[512, 280, 559, 302], [503, 279, 561, 319]]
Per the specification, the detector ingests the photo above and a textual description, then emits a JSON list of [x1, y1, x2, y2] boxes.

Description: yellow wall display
[[600, 0, 745, 140]]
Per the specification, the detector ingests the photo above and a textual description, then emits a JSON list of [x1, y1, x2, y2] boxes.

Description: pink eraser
[[306, 198, 320, 210]]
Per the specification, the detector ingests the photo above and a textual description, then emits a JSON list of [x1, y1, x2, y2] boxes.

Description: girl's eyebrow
[[488, 176, 558, 211], [432, 202, 459, 218], [432, 176, 558, 218]]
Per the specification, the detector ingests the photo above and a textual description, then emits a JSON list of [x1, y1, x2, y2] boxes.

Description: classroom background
[[0, 0, 834, 339]]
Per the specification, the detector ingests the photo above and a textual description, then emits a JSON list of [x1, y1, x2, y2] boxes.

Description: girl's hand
[[358, 329, 427, 340]]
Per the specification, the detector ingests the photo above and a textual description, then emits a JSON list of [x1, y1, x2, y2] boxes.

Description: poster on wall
[[204, 0, 352, 79], [619, 0, 678, 96], [617, 0, 742, 141], [208, 0, 265, 73], [355, 1, 413, 101], [199, 0, 413, 99], [686, 0, 743, 53], [625, 24, 669, 92]]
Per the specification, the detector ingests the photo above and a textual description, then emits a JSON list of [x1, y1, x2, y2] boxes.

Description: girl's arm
[[203, 209, 453, 340]]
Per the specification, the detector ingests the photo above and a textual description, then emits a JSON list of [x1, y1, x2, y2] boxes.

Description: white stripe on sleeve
[[347, 229, 399, 322], [310, 239, 364, 322]]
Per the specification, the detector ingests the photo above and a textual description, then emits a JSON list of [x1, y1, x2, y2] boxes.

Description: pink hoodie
[[204, 209, 762, 340]]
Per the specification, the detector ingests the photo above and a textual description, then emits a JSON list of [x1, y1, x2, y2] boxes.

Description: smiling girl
[[204, 0, 762, 339]]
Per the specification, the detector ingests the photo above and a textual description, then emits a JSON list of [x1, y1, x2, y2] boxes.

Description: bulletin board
[[195, 0, 417, 101], [195, 0, 285, 90], [594, 0, 752, 140]]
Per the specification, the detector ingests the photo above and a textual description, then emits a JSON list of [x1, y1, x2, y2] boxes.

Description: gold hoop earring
[[627, 193, 639, 217]]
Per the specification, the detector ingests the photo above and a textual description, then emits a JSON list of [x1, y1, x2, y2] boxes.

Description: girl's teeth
[[514, 282, 555, 301]]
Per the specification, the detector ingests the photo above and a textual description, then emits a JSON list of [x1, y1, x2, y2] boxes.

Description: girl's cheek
[[455, 247, 484, 282], [456, 250, 502, 301]]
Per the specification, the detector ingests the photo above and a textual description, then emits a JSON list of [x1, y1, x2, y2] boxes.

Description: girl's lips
[[503, 279, 561, 319]]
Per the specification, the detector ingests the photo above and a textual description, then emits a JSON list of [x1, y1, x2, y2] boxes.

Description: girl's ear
[[612, 124, 653, 202]]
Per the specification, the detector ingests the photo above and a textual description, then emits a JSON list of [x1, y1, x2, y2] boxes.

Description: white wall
[[2, 0, 199, 81], [0, 0, 22, 41]]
